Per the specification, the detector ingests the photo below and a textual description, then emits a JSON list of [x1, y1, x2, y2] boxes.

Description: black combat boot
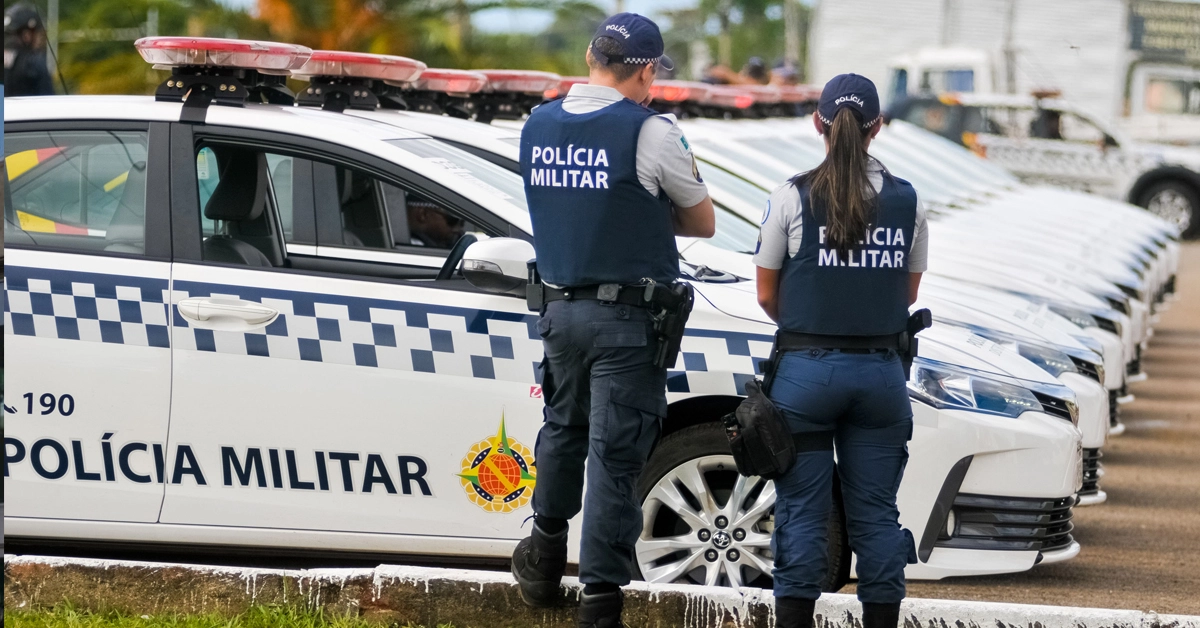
[[774, 596, 816, 628], [578, 589, 623, 628], [511, 519, 569, 607], [861, 601, 902, 628]]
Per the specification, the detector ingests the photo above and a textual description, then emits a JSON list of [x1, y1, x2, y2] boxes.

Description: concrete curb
[[5, 554, 1199, 628]]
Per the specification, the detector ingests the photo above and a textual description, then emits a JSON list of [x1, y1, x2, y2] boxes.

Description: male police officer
[[511, 12, 716, 628]]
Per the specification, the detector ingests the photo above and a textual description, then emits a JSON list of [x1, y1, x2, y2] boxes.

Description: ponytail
[[802, 107, 876, 256]]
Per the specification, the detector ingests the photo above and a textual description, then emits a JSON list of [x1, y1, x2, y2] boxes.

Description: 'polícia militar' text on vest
[[528, 145, 611, 189], [815, 226, 908, 268]]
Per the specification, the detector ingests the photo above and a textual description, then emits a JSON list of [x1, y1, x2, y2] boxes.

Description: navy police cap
[[817, 73, 881, 129], [591, 13, 674, 72]]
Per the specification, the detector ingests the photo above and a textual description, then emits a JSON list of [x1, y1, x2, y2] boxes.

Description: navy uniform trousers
[[768, 348, 917, 603], [530, 298, 668, 585]]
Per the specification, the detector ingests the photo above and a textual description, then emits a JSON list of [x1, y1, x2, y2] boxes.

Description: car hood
[[691, 279, 1060, 385]]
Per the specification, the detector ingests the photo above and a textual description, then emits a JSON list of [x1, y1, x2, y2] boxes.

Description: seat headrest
[[204, 149, 268, 222]]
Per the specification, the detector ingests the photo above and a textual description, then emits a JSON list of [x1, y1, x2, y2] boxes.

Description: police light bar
[[546, 76, 587, 100], [478, 70, 562, 94], [650, 80, 712, 103], [294, 50, 426, 84], [705, 86, 755, 109], [135, 37, 311, 73], [779, 85, 821, 103], [292, 50, 426, 112], [412, 69, 489, 95], [135, 37, 313, 122], [742, 85, 782, 105]]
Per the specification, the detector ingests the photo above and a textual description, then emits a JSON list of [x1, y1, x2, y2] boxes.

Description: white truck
[[810, 0, 1200, 145]]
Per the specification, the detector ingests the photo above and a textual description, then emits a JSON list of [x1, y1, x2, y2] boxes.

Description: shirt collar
[[564, 83, 625, 104], [866, 156, 884, 173]]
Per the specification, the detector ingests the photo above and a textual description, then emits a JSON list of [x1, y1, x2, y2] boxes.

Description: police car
[[5, 39, 1082, 591], [671, 114, 1171, 381], [889, 92, 1200, 239], [338, 77, 1118, 506]]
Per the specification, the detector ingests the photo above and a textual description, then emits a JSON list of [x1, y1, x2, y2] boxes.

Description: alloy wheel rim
[[636, 455, 776, 588], [1147, 189, 1193, 232]]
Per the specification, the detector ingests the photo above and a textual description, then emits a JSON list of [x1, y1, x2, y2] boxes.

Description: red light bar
[[294, 50, 426, 85], [706, 86, 755, 109], [546, 76, 588, 99], [742, 85, 782, 104], [650, 80, 712, 103], [779, 85, 821, 103], [479, 70, 562, 94], [135, 37, 311, 73], [411, 68, 488, 95]]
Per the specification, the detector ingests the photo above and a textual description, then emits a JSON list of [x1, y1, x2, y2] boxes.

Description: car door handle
[[177, 297, 278, 327]]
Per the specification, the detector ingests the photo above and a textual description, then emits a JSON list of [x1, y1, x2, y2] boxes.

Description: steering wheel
[[437, 233, 479, 281]]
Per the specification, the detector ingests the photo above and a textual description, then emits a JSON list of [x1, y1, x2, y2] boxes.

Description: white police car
[[4, 39, 1081, 591]]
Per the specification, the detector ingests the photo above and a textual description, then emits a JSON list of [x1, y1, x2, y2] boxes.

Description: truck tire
[[634, 422, 850, 592], [1139, 179, 1199, 239]]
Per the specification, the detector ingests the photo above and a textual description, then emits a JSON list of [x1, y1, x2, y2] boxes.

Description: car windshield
[[886, 120, 1019, 186], [387, 138, 528, 212]]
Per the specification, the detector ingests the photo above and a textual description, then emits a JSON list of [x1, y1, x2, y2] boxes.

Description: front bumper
[[901, 406, 1082, 580]]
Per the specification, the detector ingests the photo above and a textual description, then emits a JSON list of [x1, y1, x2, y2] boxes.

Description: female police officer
[[753, 74, 928, 628]]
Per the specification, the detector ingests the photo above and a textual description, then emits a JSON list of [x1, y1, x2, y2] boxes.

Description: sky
[[214, 0, 702, 33]]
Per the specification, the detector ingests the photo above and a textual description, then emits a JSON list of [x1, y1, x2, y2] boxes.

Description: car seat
[[202, 149, 274, 267], [104, 161, 149, 254]]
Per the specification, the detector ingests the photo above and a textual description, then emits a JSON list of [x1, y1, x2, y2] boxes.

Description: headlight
[[909, 359, 1044, 419], [942, 322, 1082, 378], [1016, 343, 1078, 377], [1050, 305, 1098, 329], [1072, 333, 1104, 354]]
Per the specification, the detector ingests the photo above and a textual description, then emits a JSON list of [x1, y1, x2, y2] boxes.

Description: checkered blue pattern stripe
[[171, 280, 548, 385], [4, 267, 170, 348], [4, 266, 775, 395]]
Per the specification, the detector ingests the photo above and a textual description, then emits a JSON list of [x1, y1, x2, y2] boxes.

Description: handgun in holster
[[646, 281, 695, 369], [525, 261, 544, 312], [901, 308, 933, 378]]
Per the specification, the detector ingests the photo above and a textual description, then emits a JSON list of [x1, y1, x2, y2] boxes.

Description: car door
[[3, 122, 173, 522], [159, 125, 547, 546], [965, 105, 1124, 197]]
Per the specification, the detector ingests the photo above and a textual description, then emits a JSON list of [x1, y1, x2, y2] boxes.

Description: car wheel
[[634, 422, 850, 591], [1140, 180, 1199, 238]]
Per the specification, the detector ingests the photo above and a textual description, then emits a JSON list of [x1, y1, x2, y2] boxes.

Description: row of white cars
[[2, 38, 1179, 592]]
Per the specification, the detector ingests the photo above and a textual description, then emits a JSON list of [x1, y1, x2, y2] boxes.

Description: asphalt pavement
[[845, 243, 1200, 614]]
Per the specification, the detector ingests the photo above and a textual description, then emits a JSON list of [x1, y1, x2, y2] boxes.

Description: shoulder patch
[[761, 198, 771, 225], [691, 155, 703, 183], [676, 133, 693, 159]]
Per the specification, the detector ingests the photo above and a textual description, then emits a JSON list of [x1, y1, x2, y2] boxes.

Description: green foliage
[[5, 603, 454, 628], [25, 0, 806, 94]]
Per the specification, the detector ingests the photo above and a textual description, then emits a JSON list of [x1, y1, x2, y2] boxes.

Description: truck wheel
[[1139, 180, 1199, 238], [634, 422, 850, 592]]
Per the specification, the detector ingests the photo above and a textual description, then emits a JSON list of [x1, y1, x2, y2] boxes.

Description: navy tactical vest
[[778, 172, 918, 335], [521, 98, 678, 286]]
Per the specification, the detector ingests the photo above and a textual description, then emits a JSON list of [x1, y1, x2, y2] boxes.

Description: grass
[[3, 604, 455, 628]]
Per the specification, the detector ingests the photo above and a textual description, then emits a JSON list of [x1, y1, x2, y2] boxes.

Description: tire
[[1138, 179, 1200, 239], [633, 422, 850, 592]]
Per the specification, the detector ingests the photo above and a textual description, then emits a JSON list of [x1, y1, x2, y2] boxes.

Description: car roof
[[4, 95, 430, 142], [343, 109, 520, 161]]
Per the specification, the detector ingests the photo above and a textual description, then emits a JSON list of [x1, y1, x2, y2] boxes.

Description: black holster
[[649, 282, 694, 369], [902, 309, 933, 377]]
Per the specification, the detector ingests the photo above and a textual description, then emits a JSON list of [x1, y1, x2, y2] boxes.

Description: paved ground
[[846, 243, 1200, 614]]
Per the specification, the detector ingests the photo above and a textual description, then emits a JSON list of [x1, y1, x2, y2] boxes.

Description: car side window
[[312, 162, 477, 252], [5, 130, 149, 254], [197, 147, 306, 243]]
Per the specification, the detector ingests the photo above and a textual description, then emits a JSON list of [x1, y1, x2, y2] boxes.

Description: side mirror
[[462, 237, 535, 296]]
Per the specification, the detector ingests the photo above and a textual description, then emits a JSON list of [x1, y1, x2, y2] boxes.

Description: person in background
[[4, 3, 54, 97]]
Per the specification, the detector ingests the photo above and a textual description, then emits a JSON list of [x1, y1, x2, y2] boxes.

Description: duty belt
[[775, 330, 905, 352], [543, 283, 655, 308]]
